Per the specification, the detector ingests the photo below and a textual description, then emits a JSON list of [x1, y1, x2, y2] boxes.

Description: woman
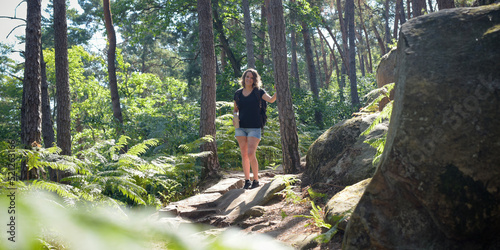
[[233, 69, 276, 189]]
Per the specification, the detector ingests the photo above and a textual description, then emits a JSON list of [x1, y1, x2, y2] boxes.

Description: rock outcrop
[[376, 47, 397, 88], [303, 114, 389, 189], [159, 174, 290, 226], [343, 4, 500, 249], [324, 178, 371, 231]]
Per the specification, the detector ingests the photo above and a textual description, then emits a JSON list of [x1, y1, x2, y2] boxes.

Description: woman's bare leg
[[246, 136, 261, 181], [236, 136, 250, 180]]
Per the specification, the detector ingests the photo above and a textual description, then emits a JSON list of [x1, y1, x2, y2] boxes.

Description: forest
[[0, 0, 477, 248]]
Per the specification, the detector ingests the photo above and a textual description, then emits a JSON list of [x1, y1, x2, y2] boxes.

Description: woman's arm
[[262, 88, 277, 103], [233, 101, 239, 114]]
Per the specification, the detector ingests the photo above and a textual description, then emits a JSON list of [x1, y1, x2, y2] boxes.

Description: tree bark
[[412, 0, 427, 17], [41, 49, 54, 149], [346, 0, 359, 107], [103, 0, 123, 128], [242, 0, 255, 69], [393, 0, 401, 39], [317, 27, 339, 89], [41, 48, 58, 182], [21, 0, 42, 180], [54, 0, 72, 182], [301, 23, 322, 127], [311, 33, 324, 89], [407, 0, 412, 18], [290, 0, 300, 88], [265, 0, 300, 174], [322, 17, 348, 76], [319, 33, 329, 88], [257, 3, 267, 65], [372, 21, 386, 55], [437, 0, 455, 9], [336, 0, 350, 74], [358, 0, 373, 73], [54, 0, 71, 156], [399, 0, 407, 25], [384, 0, 392, 52], [198, 0, 221, 180]]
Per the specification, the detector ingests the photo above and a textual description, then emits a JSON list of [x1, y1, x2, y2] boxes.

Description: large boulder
[[302, 114, 389, 188], [343, 5, 500, 249], [376, 48, 398, 110], [324, 178, 371, 231], [376, 47, 397, 88]]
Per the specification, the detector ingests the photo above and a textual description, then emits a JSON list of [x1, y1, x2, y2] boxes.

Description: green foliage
[[0, 44, 22, 142], [307, 188, 327, 201], [295, 200, 331, 229], [291, 86, 356, 131], [314, 214, 347, 244], [276, 175, 304, 205], [361, 83, 395, 166], [0, 191, 290, 250], [0, 134, 218, 209]]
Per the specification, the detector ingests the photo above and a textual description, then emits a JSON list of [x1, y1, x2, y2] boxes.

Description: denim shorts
[[235, 128, 261, 140]]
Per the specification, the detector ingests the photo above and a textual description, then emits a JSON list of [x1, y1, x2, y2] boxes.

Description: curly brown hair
[[240, 68, 262, 89]]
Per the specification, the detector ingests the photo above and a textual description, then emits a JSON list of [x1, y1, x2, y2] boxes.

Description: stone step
[[204, 178, 243, 194]]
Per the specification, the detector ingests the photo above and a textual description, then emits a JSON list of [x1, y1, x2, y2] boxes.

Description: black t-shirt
[[234, 88, 266, 128]]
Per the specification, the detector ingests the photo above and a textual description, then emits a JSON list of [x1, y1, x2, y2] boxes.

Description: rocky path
[[152, 168, 334, 249]]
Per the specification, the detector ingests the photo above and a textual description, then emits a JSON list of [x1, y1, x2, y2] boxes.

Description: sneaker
[[250, 180, 260, 189], [243, 179, 251, 189]]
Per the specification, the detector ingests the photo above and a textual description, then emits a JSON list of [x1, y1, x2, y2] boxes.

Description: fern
[[178, 135, 214, 152], [314, 214, 347, 244], [360, 84, 394, 166], [360, 82, 395, 114], [361, 101, 393, 137], [127, 138, 159, 156], [30, 180, 79, 200], [295, 200, 331, 229]]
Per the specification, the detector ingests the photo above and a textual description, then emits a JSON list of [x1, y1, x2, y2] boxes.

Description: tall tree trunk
[[347, 0, 359, 107], [384, 0, 392, 52], [54, 0, 72, 182], [242, 0, 255, 69], [399, 0, 407, 25], [41, 49, 54, 149], [311, 33, 323, 89], [336, 0, 350, 75], [317, 27, 339, 89], [359, 1, 373, 73], [407, 0, 412, 18], [265, 0, 300, 174], [290, 0, 300, 88], [198, 0, 221, 180], [359, 52, 366, 76], [257, 3, 267, 65], [319, 33, 329, 88], [54, 0, 71, 156], [21, 0, 42, 180], [301, 23, 322, 127], [41, 45, 58, 182], [103, 0, 123, 128], [355, 28, 367, 77], [372, 21, 386, 55], [220, 46, 227, 70], [437, 0, 455, 9], [321, 18, 348, 76], [394, 0, 401, 39], [412, 0, 427, 17], [340, 63, 346, 102], [213, 0, 242, 77]]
